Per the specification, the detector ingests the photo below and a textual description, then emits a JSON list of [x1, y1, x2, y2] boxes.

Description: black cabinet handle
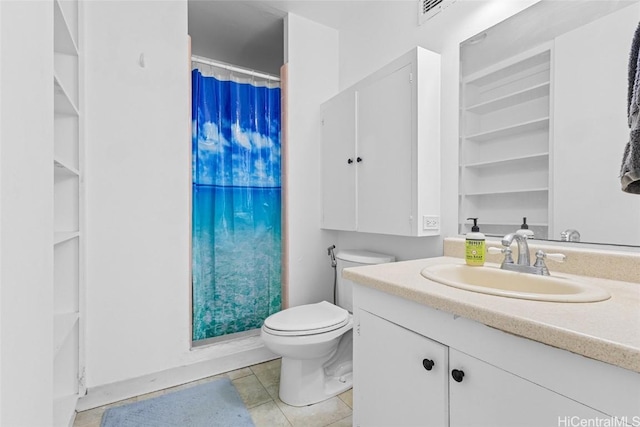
[[356, 157, 363, 163], [451, 369, 465, 383], [422, 359, 435, 371], [347, 158, 353, 164]]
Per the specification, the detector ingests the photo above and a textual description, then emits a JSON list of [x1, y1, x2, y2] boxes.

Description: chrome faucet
[[560, 229, 581, 242], [496, 233, 566, 276], [502, 233, 530, 266]]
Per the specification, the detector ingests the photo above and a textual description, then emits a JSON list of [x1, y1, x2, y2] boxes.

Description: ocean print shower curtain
[[191, 65, 281, 341]]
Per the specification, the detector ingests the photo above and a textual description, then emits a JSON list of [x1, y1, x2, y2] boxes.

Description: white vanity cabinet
[[448, 349, 604, 427], [353, 283, 640, 427], [356, 309, 448, 427], [320, 47, 441, 236]]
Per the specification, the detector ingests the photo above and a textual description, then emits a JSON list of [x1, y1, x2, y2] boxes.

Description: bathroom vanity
[[347, 252, 640, 427]]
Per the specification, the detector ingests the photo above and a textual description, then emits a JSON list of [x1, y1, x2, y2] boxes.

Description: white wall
[[83, 0, 197, 389], [334, 0, 539, 261], [0, 1, 54, 425], [284, 14, 340, 306], [83, 0, 277, 396]]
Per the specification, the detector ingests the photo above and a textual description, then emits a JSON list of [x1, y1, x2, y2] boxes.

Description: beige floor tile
[[225, 366, 254, 380], [249, 400, 292, 427], [250, 358, 281, 375], [253, 362, 281, 390], [232, 374, 272, 409], [326, 415, 353, 427], [338, 388, 353, 408], [264, 382, 280, 400], [276, 396, 352, 427], [156, 381, 198, 396], [73, 407, 105, 427], [191, 373, 225, 387]]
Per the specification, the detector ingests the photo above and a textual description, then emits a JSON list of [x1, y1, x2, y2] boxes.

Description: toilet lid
[[263, 301, 349, 335]]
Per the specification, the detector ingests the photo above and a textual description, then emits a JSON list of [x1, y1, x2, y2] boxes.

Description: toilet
[[260, 249, 395, 407]]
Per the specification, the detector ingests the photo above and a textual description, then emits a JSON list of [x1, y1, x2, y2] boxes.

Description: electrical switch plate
[[423, 215, 440, 230]]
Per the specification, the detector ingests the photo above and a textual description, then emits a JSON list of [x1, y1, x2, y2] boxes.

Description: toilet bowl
[[260, 250, 395, 407]]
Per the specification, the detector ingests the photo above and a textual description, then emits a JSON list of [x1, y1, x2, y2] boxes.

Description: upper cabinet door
[[319, 47, 441, 236], [357, 64, 413, 236], [320, 90, 357, 231]]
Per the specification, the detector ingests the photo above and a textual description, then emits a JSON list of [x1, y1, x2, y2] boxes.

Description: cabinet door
[[354, 309, 448, 427], [357, 64, 413, 235], [320, 90, 357, 230], [449, 349, 606, 427]]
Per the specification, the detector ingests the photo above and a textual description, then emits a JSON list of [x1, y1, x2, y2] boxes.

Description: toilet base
[[278, 356, 353, 407]]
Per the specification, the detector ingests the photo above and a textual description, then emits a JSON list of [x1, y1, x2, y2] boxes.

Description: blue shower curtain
[[191, 68, 282, 341]]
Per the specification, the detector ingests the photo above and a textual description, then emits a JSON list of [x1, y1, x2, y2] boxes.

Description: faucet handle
[[488, 246, 514, 264], [535, 250, 566, 263]]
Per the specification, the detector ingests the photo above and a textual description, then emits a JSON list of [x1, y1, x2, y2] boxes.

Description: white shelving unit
[[53, 0, 83, 425], [459, 45, 551, 238]]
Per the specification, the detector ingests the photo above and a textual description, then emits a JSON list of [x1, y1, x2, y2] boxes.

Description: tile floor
[[73, 358, 353, 427]]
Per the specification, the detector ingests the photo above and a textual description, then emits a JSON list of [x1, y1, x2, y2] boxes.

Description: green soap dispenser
[[465, 218, 485, 266]]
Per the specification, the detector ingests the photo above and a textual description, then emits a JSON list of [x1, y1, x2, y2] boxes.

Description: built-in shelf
[[54, 231, 80, 245], [54, 158, 80, 176], [54, 75, 79, 116], [462, 187, 549, 197], [53, 0, 82, 424], [464, 220, 548, 228], [466, 82, 550, 114], [465, 48, 551, 86], [54, 0, 78, 56], [463, 152, 549, 169], [460, 46, 552, 238], [54, 312, 79, 356], [465, 117, 549, 142]]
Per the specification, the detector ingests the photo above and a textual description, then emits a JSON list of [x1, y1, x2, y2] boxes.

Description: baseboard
[[76, 341, 278, 411]]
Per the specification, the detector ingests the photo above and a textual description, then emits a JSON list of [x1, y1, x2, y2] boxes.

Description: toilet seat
[[263, 301, 349, 336]]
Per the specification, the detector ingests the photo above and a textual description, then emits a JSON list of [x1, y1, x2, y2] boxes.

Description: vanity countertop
[[344, 256, 640, 373]]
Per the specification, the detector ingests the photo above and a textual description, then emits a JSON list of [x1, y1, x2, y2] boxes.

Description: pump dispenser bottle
[[516, 217, 535, 239], [465, 218, 485, 266]]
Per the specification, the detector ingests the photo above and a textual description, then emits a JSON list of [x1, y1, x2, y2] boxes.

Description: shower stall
[[191, 56, 282, 343]]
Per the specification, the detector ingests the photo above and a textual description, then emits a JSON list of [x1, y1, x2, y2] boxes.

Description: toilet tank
[[336, 250, 395, 312]]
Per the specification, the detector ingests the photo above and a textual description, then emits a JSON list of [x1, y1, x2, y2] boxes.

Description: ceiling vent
[[418, 0, 456, 25]]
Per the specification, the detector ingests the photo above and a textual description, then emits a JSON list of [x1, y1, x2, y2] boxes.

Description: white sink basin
[[420, 263, 610, 303]]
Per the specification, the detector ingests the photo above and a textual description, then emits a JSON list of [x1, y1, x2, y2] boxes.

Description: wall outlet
[[423, 215, 440, 230]]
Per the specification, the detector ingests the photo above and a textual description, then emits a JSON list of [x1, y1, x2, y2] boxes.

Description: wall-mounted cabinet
[[53, 0, 83, 425], [321, 47, 441, 237], [459, 46, 551, 238]]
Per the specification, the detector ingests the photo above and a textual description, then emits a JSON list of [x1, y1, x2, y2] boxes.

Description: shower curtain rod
[[191, 55, 281, 82]]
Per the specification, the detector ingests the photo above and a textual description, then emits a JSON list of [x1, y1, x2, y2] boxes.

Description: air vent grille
[[423, 0, 443, 14], [418, 0, 456, 25]]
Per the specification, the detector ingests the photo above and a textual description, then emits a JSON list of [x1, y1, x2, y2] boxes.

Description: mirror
[[458, 0, 640, 247]]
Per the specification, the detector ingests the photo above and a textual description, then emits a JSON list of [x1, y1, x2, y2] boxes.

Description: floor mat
[[100, 377, 255, 427]]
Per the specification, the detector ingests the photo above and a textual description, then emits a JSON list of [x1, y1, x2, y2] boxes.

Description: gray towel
[[621, 21, 640, 194]]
